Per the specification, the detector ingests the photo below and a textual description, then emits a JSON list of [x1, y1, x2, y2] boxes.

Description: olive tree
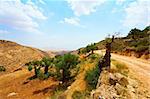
[[54, 53, 79, 83], [41, 57, 53, 75], [26, 60, 41, 78]]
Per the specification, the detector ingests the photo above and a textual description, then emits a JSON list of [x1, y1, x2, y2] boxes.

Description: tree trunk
[[62, 69, 65, 83], [44, 66, 48, 74], [91, 50, 94, 54], [34, 66, 37, 78]]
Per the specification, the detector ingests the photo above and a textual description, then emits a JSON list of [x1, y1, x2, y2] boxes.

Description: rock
[[7, 92, 18, 97], [96, 71, 110, 88], [92, 84, 119, 99], [118, 77, 129, 87], [109, 78, 117, 86], [115, 83, 125, 95], [67, 86, 71, 90]]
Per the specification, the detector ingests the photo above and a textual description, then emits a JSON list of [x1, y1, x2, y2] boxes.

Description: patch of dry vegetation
[[111, 59, 129, 77]]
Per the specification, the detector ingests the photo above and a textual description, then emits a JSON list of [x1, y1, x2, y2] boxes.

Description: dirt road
[[95, 50, 150, 90]]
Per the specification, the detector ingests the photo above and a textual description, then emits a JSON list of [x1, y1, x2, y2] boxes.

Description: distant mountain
[[0, 40, 54, 73]]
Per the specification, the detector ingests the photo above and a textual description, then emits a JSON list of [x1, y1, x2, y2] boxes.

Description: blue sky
[[0, 0, 149, 50]]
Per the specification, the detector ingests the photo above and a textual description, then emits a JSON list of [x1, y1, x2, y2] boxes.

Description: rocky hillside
[[0, 40, 53, 73], [91, 58, 150, 99], [96, 26, 150, 59], [78, 26, 150, 59]]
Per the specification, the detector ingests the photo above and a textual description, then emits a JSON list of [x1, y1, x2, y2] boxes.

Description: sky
[[0, 0, 149, 50]]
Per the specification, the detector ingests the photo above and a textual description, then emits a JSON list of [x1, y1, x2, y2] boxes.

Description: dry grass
[[0, 68, 59, 99], [111, 59, 129, 77], [63, 56, 98, 99]]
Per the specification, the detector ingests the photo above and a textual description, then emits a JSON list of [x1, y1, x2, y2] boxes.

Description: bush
[[85, 64, 100, 90], [89, 54, 98, 60], [28, 65, 33, 71], [38, 71, 50, 80], [135, 45, 149, 52], [0, 66, 6, 72]]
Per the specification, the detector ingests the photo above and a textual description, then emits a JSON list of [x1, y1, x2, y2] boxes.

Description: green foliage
[[0, 66, 6, 72], [37, 71, 50, 80], [135, 45, 149, 52], [85, 64, 100, 90], [79, 43, 98, 54], [28, 65, 33, 71], [80, 48, 87, 54], [54, 53, 79, 83], [86, 43, 98, 53], [111, 39, 126, 52], [127, 27, 150, 39], [89, 54, 98, 60], [127, 28, 142, 39], [96, 26, 150, 58], [41, 57, 54, 74], [25, 57, 54, 80], [129, 38, 149, 47], [41, 57, 53, 67]]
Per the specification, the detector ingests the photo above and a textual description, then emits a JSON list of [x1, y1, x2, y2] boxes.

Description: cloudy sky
[[0, 0, 149, 50]]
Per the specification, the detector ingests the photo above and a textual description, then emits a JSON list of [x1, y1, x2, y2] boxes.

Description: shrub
[[37, 71, 50, 80], [86, 43, 98, 54], [0, 66, 6, 72], [89, 54, 98, 60], [85, 64, 100, 90], [135, 45, 149, 52], [28, 65, 32, 71], [80, 43, 98, 54]]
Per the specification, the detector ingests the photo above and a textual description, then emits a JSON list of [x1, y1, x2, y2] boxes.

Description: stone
[[7, 92, 18, 97]]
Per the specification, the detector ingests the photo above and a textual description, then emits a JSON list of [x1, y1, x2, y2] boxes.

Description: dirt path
[[95, 50, 150, 90], [111, 53, 150, 90]]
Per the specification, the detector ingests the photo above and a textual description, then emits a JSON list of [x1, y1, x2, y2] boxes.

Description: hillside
[[0, 26, 149, 99], [0, 40, 54, 73], [96, 26, 150, 59]]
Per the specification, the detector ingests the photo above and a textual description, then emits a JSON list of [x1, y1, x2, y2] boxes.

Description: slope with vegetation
[[96, 26, 150, 59], [0, 40, 53, 74], [0, 26, 149, 99]]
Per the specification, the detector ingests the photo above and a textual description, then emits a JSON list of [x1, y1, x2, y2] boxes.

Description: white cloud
[[67, 0, 106, 16], [116, 0, 126, 5], [60, 17, 85, 28], [38, 0, 46, 5], [0, 30, 10, 34], [0, 0, 47, 33], [122, 0, 150, 28]]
